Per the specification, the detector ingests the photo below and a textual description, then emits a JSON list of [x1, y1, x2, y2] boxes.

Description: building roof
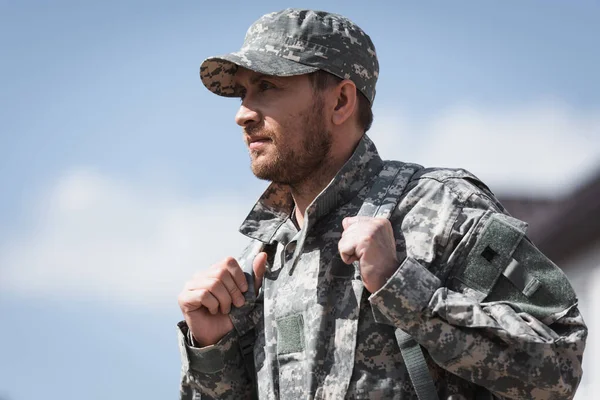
[[499, 168, 600, 266]]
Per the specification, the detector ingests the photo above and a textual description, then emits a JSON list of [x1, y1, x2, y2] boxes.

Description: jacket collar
[[239, 134, 383, 243]]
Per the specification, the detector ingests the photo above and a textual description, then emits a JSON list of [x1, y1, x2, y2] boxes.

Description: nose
[[235, 102, 261, 128]]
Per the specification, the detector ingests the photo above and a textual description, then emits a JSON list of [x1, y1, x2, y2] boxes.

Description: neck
[[290, 167, 336, 228], [290, 135, 362, 227]]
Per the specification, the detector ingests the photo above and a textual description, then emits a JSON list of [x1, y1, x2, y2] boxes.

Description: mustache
[[243, 123, 266, 136], [243, 125, 275, 142]]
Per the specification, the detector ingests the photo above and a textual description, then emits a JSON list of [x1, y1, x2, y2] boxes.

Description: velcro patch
[[276, 314, 305, 355]]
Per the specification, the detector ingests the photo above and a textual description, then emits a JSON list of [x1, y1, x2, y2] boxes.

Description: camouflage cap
[[200, 8, 379, 103]]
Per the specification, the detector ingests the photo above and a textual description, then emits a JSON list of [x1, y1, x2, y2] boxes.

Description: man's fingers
[[338, 236, 357, 264], [205, 278, 235, 314], [340, 250, 359, 265], [223, 257, 249, 293], [180, 275, 237, 314], [346, 255, 359, 264], [253, 252, 268, 295], [184, 270, 244, 309], [214, 268, 246, 308], [178, 289, 220, 315], [342, 216, 358, 230], [343, 216, 387, 231], [179, 251, 269, 316]]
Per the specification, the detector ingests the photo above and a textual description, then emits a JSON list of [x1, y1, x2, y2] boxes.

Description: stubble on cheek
[[245, 96, 330, 184]]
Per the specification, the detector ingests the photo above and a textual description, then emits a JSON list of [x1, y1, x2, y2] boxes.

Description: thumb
[[253, 252, 268, 296]]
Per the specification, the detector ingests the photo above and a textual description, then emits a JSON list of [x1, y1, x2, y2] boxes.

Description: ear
[[331, 80, 358, 127]]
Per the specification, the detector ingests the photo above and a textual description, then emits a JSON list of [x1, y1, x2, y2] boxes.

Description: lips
[[246, 136, 272, 150], [247, 136, 270, 143]]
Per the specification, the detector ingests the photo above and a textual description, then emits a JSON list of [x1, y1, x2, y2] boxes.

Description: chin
[[251, 164, 282, 182]]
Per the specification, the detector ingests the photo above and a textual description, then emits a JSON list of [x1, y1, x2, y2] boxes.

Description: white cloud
[[0, 169, 256, 309], [370, 100, 600, 197]]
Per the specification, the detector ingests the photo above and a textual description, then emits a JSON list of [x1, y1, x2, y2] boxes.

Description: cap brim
[[200, 49, 319, 97]]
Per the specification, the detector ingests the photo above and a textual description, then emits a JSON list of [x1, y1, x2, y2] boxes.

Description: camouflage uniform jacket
[[177, 134, 587, 399]]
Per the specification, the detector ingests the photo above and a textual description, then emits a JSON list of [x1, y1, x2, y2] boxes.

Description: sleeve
[[177, 241, 265, 400], [178, 322, 253, 400], [369, 175, 588, 400]]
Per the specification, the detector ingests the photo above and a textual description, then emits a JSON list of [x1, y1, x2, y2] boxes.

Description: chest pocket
[[457, 213, 577, 323]]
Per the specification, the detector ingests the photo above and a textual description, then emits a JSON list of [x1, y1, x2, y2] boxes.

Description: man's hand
[[338, 216, 399, 293], [178, 253, 267, 347]]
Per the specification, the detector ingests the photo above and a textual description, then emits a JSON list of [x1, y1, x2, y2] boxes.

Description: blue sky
[[1, 1, 599, 399]]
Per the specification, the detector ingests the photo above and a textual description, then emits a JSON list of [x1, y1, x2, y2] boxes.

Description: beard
[[246, 97, 332, 185]]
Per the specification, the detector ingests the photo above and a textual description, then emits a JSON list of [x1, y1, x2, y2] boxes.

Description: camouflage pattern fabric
[[177, 134, 587, 399], [200, 8, 379, 103]]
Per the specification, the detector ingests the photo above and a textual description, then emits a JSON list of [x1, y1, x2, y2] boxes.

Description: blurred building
[[500, 168, 600, 398]]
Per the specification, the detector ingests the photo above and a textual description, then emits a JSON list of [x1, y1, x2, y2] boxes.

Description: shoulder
[[390, 164, 507, 269], [399, 165, 505, 212]]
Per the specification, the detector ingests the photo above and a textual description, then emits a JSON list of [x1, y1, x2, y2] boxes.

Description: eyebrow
[[249, 73, 269, 85], [236, 73, 279, 86], [233, 73, 282, 94]]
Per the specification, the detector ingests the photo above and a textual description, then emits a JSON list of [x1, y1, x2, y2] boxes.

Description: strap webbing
[[357, 161, 439, 400], [395, 329, 439, 400], [239, 328, 258, 400]]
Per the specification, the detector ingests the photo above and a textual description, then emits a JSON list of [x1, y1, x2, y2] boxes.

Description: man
[[177, 9, 587, 400]]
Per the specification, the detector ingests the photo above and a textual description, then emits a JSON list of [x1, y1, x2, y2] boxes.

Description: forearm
[[369, 257, 587, 399]]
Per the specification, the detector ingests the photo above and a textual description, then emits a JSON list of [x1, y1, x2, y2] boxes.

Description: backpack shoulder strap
[[356, 160, 422, 219], [357, 160, 439, 400]]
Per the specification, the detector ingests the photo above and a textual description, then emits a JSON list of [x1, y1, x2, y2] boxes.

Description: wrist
[[364, 258, 398, 293]]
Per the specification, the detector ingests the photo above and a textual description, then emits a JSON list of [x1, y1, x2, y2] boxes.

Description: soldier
[[177, 8, 587, 400]]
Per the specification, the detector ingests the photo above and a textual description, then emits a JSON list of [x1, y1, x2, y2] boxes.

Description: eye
[[258, 80, 275, 91]]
